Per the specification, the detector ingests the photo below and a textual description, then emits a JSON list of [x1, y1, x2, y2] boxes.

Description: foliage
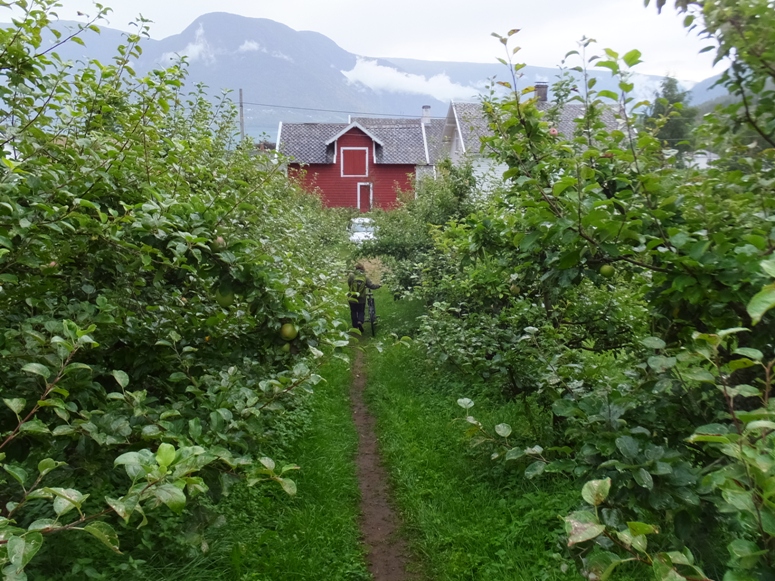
[[0, 1, 349, 577], [371, 3, 775, 579], [656, 0, 775, 152], [684, 329, 775, 581], [563, 478, 711, 581], [359, 159, 478, 296], [643, 76, 698, 154]]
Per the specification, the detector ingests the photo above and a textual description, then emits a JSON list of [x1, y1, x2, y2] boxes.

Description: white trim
[[333, 140, 337, 164], [325, 122, 385, 146], [276, 122, 283, 150], [341, 147, 369, 177], [421, 121, 430, 164], [452, 101, 466, 154], [356, 182, 373, 211]]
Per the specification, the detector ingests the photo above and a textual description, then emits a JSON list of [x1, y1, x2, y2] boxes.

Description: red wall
[[287, 128, 415, 210]]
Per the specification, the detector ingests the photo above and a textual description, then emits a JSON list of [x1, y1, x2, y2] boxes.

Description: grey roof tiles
[[277, 100, 620, 166], [278, 116, 447, 166], [449, 100, 621, 154], [278, 123, 348, 164]]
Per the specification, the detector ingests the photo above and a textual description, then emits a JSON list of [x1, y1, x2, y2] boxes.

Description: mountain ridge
[[5, 13, 726, 140]]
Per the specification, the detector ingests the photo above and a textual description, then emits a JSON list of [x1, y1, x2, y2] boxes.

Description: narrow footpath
[[350, 349, 418, 581]]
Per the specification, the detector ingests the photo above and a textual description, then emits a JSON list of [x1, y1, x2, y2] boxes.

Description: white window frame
[[356, 182, 373, 211], [341, 147, 369, 177]]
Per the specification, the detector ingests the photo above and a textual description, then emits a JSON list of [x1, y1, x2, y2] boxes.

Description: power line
[[241, 100, 702, 143], [242, 100, 448, 119]]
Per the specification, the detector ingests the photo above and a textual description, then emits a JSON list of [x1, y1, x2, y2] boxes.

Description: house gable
[[325, 122, 384, 148], [331, 126, 376, 167], [277, 112, 447, 211]]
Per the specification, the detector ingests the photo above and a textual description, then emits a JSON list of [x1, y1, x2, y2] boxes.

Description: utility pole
[[239, 88, 245, 141]]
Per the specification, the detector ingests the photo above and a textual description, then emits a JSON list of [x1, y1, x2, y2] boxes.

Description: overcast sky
[[39, 0, 718, 82]]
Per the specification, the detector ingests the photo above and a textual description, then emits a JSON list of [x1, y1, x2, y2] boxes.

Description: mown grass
[[217, 356, 369, 581], [365, 287, 583, 581]]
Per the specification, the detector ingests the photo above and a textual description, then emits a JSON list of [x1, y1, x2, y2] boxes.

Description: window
[[341, 148, 368, 177]]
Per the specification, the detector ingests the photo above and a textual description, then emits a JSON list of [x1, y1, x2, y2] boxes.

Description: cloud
[[159, 23, 216, 65], [238, 40, 261, 53], [271, 50, 293, 62], [342, 58, 478, 101], [233, 40, 293, 61]]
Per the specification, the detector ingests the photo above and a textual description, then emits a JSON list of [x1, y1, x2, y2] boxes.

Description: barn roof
[[447, 100, 621, 154], [277, 122, 348, 164], [353, 117, 446, 165], [278, 116, 446, 166], [325, 121, 384, 147], [451, 102, 492, 155], [421, 117, 447, 166]]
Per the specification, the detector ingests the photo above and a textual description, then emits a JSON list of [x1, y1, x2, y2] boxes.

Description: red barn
[[277, 113, 444, 211]]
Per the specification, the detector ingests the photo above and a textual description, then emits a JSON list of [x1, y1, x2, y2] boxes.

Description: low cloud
[[160, 23, 216, 65], [238, 40, 261, 53], [228, 40, 293, 61], [342, 58, 478, 101], [272, 50, 294, 62]]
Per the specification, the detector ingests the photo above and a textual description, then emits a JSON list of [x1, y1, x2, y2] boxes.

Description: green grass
[[217, 357, 369, 581], [364, 287, 583, 581]]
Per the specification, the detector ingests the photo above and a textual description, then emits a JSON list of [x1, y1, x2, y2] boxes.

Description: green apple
[[280, 323, 298, 341]]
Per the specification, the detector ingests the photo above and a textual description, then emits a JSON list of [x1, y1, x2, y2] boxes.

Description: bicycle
[[366, 289, 378, 337]]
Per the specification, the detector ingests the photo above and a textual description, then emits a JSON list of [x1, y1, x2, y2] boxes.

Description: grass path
[[210, 286, 583, 581], [350, 347, 420, 580], [363, 288, 582, 581], [219, 357, 370, 580]]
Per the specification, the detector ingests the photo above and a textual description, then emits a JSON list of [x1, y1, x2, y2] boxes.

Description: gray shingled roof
[[278, 123, 348, 164], [453, 102, 491, 154], [352, 118, 427, 165], [277, 100, 619, 166], [451, 100, 621, 153], [537, 102, 620, 137], [278, 117, 444, 166], [422, 118, 447, 165]]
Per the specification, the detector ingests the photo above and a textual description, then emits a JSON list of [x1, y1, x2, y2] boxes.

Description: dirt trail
[[350, 349, 418, 581]]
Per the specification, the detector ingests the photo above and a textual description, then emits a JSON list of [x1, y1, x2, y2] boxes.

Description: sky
[[34, 0, 719, 82]]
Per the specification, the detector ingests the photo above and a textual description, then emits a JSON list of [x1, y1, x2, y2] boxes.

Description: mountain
[[10, 13, 727, 140], [688, 72, 726, 104]]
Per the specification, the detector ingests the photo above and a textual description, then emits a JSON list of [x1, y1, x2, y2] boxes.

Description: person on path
[[348, 263, 380, 333]]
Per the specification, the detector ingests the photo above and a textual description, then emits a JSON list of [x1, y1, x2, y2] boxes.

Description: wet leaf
[[3, 398, 25, 416], [456, 398, 474, 410], [155, 443, 176, 468], [524, 461, 545, 479], [153, 483, 186, 514], [564, 510, 605, 545], [277, 477, 297, 496], [648, 356, 677, 373], [582, 478, 611, 506], [21, 363, 51, 380], [111, 370, 129, 388], [615, 436, 640, 459], [494, 423, 512, 438], [84, 521, 121, 553], [641, 337, 666, 349], [748, 283, 775, 324]]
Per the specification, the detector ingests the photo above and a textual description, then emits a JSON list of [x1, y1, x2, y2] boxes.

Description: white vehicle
[[349, 217, 376, 244]]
